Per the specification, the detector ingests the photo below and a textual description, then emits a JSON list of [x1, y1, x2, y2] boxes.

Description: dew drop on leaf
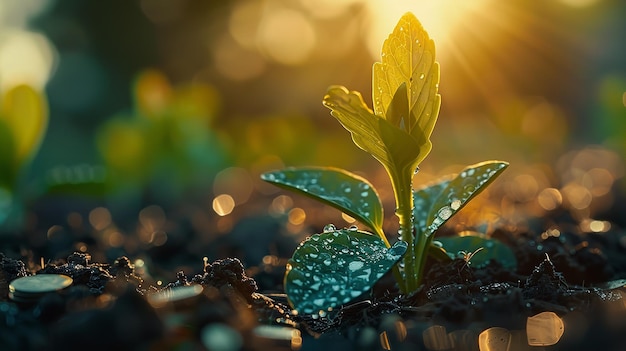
[[323, 224, 336, 233], [437, 206, 452, 220], [451, 199, 461, 210]]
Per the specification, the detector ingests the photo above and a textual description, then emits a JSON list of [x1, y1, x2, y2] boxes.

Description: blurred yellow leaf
[[1, 85, 48, 169]]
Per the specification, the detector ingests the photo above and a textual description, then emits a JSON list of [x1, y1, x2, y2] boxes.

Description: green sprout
[[262, 13, 510, 314]]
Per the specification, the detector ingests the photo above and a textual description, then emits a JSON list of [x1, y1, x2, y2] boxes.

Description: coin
[[9, 274, 73, 302], [148, 284, 203, 307]]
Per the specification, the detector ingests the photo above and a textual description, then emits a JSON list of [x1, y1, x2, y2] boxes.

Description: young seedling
[[262, 13, 509, 314]]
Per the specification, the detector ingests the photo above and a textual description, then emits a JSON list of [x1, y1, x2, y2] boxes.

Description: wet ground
[[1, 208, 626, 350]]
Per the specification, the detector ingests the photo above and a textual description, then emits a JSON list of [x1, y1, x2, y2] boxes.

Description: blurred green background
[[0, 0, 624, 243]]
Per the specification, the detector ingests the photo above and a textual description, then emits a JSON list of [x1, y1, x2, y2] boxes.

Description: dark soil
[[1, 209, 626, 351]]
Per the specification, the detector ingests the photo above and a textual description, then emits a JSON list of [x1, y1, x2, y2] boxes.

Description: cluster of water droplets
[[262, 169, 379, 225], [286, 226, 406, 315], [420, 163, 507, 237]]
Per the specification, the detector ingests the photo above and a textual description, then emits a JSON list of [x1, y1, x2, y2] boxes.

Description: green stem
[[413, 233, 432, 289], [388, 165, 415, 293]]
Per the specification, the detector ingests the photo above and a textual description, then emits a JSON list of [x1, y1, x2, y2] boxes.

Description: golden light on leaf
[[363, 0, 491, 58]]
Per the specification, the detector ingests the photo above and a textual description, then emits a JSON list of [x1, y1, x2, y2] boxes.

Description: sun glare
[[362, 0, 492, 58]]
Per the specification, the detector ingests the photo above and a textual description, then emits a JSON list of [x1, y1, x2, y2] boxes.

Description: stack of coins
[[8, 274, 73, 303]]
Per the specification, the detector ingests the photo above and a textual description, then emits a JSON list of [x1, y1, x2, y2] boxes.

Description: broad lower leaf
[[261, 167, 384, 234], [372, 12, 440, 146], [436, 234, 517, 269], [412, 176, 451, 237], [414, 161, 509, 237], [1, 85, 48, 168], [285, 228, 407, 314]]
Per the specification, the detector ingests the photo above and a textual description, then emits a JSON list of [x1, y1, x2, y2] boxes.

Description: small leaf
[[284, 228, 407, 314], [261, 167, 384, 234], [414, 161, 509, 237], [437, 234, 517, 269], [323, 86, 426, 174]]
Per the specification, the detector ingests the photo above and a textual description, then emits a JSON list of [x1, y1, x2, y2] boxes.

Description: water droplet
[[323, 259, 332, 266], [437, 206, 453, 220], [451, 199, 462, 210], [360, 191, 369, 197], [323, 224, 336, 233], [348, 225, 358, 231], [348, 261, 364, 271], [419, 73, 425, 80]]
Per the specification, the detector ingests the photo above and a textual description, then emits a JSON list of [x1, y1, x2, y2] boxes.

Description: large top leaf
[[322, 13, 440, 176], [261, 167, 385, 238], [285, 228, 407, 314], [373, 12, 440, 152]]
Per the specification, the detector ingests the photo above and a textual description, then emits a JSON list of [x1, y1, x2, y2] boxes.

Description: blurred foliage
[[0, 0, 619, 235], [0, 85, 48, 225], [96, 70, 228, 202]]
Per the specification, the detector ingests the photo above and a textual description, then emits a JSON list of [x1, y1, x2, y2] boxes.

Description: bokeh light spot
[[257, 8, 316, 65], [89, 207, 112, 231], [537, 188, 563, 211], [213, 194, 235, 216], [288, 208, 306, 225], [0, 30, 57, 90]]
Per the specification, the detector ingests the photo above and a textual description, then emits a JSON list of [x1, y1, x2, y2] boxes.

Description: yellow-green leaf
[[323, 86, 423, 173], [372, 12, 440, 145], [1, 85, 48, 168]]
